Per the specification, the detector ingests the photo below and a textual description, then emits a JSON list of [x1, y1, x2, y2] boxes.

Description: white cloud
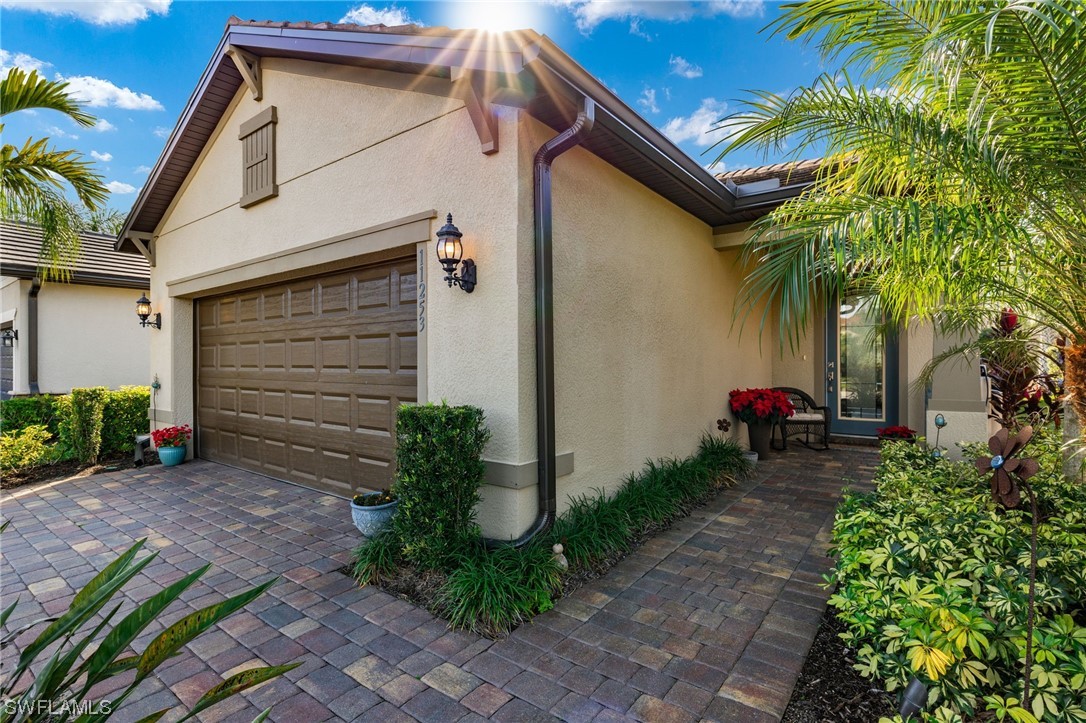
[[627, 17, 652, 40], [134, 164, 152, 175], [91, 119, 116, 132], [340, 4, 420, 26], [45, 125, 78, 140], [106, 180, 138, 194], [90, 150, 112, 162], [552, 0, 764, 33], [152, 126, 170, 139], [60, 75, 163, 110], [0, 49, 50, 75], [637, 87, 659, 114], [0, 0, 170, 26], [669, 55, 703, 79], [661, 97, 730, 147]]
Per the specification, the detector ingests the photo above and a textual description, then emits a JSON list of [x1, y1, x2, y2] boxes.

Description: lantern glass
[[437, 235, 462, 265], [136, 294, 152, 321]]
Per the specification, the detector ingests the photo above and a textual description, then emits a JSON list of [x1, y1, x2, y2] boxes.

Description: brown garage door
[[196, 257, 417, 497]]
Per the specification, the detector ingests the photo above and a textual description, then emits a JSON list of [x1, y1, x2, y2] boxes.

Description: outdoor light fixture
[[435, 213, 477, 293], [933, 412, 948, 452], [136, 294, 161, 329], [0, 329, 16, 347], [899, 677, 929, 718]]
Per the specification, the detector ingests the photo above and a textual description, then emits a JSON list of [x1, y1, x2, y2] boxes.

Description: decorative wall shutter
[[239, 106, 277, 208]]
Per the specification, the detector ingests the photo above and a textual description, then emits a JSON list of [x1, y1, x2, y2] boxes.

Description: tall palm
[[1, 68, 110, 281], [716, 0, 1086, 428]]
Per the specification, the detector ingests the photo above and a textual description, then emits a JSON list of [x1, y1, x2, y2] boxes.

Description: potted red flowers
[[152, 424, 192, 466], [729, 388, 795, 459], [876, 425, 917, 442]]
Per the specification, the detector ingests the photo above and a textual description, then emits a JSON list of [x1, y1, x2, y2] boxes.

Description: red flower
[[728, 388, 795, 424], [876, 425, 916, 439], [152, 424, 192, 448], [999, 308, 1019, 334]]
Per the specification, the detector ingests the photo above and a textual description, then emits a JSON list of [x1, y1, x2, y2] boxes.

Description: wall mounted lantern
[[0, 329, 17, 347], [136, 294, 162, 329], [435, 213, 477, 293]]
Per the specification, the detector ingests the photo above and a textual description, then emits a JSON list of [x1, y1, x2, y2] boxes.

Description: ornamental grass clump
[[827, 430, 1086, 722]]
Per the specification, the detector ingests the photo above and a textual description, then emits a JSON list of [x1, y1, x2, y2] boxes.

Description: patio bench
[[772, 387, 830, 451]]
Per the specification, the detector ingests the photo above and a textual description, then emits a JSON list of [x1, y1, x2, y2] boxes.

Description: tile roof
[[715, 158, 825, 187], [1, 221, 150, 288]]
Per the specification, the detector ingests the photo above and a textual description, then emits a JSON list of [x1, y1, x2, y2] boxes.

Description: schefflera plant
[[0, 527, 297, 723]]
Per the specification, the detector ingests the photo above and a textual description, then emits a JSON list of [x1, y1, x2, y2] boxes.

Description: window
[[239, 106, 277, 207]]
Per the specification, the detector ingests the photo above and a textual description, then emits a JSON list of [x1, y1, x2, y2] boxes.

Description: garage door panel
[[197, 256, 416, 496]]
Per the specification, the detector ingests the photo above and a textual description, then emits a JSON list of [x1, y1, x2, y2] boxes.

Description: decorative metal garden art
[[975, 425, 1041, 710]]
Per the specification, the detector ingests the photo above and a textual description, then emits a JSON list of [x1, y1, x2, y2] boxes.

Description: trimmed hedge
[[828, 431, 1086, 722], [0, 395, 62, 437], [391, 402, 491, 571], [101, 386, 150, 456], [68, 387, 108, 464], [0, 425, 55, 472]]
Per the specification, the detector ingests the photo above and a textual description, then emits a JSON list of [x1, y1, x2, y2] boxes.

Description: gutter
[[28, 278, 40, 395], [489, 97, 596, 548]]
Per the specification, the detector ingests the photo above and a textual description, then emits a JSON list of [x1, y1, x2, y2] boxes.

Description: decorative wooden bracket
[[452, 68, 498, 155], [227, 45, 262, 101], [129, 236, 156, 267]]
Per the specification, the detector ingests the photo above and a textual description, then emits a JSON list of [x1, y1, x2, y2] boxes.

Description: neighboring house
[[116, 18, 986, 540], [1, 221, 151, 399]]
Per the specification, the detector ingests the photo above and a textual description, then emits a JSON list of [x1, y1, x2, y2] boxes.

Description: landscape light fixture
[[899, 677, 929, 718], [0, 329, 16, 347], [136, 293, 162, 329], [435, 213, 477, 293]]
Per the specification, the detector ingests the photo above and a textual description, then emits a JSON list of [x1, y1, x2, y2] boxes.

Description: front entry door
[[825, 296, 899, 436]]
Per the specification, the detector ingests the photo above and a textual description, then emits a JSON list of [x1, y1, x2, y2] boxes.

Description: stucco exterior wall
[[517, 116, 771, 522], [1, 277, 147, 395], [150, 58, 533, 530]]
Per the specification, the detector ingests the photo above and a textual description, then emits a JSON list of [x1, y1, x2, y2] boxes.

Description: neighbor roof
[[119, 18, 807, 252], [716, 158, 824, 187], [1, 221, 150, 288]]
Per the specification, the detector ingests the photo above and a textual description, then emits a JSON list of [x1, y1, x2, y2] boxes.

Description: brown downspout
[[488, 98, 596, 548], [28, 277, 41, 395]]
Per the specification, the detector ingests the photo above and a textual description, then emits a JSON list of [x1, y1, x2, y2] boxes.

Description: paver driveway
[[1, 447, 877, 722]]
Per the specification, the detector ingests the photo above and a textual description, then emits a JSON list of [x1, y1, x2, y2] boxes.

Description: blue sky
[[1, 0, 824, 213]]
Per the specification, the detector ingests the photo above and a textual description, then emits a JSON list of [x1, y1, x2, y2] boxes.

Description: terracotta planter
[[350, 495, 399, 537], [157, 445, 186, 466], [746, 420, 773, 460]]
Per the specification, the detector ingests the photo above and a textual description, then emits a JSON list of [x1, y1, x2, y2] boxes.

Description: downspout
[[494, 98, 596, 548], [28, 277, 41, 395]]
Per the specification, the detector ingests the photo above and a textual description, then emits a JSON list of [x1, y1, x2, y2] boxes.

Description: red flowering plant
[[152, 424, 192, 448], [875, 425, 916, 440], [728, 388, 795, 424]]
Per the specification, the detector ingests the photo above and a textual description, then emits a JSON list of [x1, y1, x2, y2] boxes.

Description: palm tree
[[715, 0, 1086, 433], [1, 68, 110, 281]]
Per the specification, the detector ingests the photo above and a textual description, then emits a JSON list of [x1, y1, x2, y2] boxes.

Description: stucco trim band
[[147, 408, 176, 425], [928, 398, 988, 413], [484, 452, 574, 489], [166, 210, 438, 298]]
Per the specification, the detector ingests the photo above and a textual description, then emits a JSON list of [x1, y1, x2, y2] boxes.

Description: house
[[116, 18, 987, 540], [1, 221, 151, 399]]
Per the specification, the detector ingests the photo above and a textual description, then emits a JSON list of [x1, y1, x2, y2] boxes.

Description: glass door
[[825, 296, 899, 436]]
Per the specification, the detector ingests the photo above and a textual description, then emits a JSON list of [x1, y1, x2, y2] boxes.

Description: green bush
[[0, 425, 55, 472], [101, 385, 150, 456], [67, 387, 108, 465], [391, 402, 491, 571], [827, 431, 1086, 722], [0, 395, 61, 437]]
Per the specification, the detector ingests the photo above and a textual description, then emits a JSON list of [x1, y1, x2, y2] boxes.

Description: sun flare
[[453, 1, 540, 33]]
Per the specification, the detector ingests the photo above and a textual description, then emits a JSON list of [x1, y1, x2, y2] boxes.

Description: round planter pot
[[351, 495, 399, 537], [746, 420, 773, 460], [157, 445, 187, 467], [742, 450, 759, 466]]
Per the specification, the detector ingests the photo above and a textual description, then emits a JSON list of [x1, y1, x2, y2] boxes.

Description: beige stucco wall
[[1, 277, 147, 395], [517, 116, 771, 525]]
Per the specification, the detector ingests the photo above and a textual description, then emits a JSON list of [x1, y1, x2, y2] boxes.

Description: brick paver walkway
[[1, 446, 877, 722]]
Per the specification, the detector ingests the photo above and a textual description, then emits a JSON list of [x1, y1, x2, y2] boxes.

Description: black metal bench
[[772, 387, 830, 450]]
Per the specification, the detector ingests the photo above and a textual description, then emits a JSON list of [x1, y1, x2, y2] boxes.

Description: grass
[[351, 432, 752, 637]]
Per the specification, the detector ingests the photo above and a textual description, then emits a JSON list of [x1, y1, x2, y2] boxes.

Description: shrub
[[100, 385, 150, 456], [67, 387, 108, 464], [0, 395, 61, 437], [391, 402, 491, 571], [0, 425, 55, 472], [352, 529, 400, 585], [827, 431, 1086, 722]]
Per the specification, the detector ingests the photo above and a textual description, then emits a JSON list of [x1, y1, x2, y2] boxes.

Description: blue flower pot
[[350, 495, 399, 537], [157, 445, 187, 467]]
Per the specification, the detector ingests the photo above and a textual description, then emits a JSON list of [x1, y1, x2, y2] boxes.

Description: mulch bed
[[782, 607, 898, 722], [1, 455, 145, 492]]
